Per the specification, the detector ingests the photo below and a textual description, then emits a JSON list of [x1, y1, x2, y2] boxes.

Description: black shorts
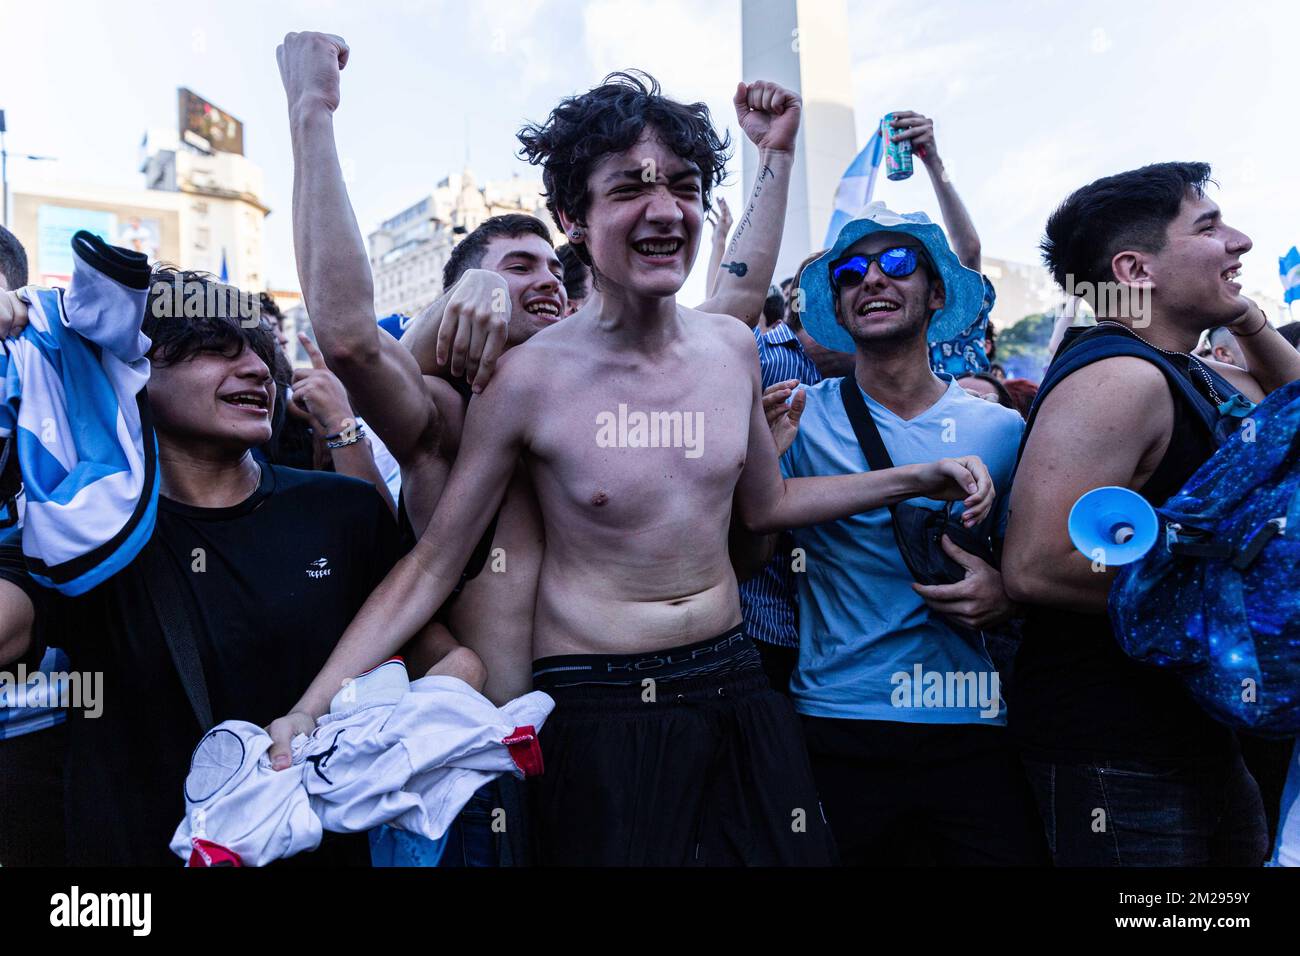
[[530, 626, 837, 866]]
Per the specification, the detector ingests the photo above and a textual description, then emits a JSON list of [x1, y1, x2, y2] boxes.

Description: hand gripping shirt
[[172, 659, 554, 866]]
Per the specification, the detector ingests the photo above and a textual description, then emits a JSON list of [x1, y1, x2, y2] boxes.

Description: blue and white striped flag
[[824, 126, 885, 248], [1281, 246, 1300, 305]]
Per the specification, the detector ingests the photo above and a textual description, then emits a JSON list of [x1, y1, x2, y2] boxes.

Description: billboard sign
[[178, 87, 245, 156], [36, 205, 162, 285], [37, 205, 117, 282]]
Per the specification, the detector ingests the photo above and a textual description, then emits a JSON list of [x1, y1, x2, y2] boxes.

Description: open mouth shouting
[[524, 296, 563, 323], [631, 237, 684, 264], [219, 389, 270, 416]]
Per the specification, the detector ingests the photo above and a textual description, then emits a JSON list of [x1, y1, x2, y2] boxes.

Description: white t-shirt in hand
[[171, 659, 554, 866]]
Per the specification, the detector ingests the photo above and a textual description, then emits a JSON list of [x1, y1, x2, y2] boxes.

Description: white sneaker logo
[[306, 557, 331, 579]]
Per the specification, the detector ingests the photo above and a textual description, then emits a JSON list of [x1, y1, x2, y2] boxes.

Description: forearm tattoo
[[725, 164, 774, 258]]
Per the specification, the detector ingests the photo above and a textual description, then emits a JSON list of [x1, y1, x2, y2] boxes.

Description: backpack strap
[[1017, 326, 1236, 466]]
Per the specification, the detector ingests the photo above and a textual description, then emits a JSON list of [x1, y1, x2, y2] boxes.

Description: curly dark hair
[[517, 70, 731, 266]]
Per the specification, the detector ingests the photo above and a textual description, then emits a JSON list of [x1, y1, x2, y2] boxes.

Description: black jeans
[[801, 716, 1048, 866], [1021, 752, 1269, 866], [441, 777, 532, 867]]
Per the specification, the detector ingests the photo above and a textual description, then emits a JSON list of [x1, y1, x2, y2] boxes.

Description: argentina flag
[[823, 126, 885, 248], [1281, 246, 1300, 305], [0, 231, 159, 596]]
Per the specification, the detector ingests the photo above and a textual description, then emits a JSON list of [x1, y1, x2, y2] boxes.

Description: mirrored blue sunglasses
[[831, 246, 922, 289]]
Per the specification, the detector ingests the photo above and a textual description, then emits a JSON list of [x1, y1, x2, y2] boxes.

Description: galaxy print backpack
[[1109, 375, 1300, 736]]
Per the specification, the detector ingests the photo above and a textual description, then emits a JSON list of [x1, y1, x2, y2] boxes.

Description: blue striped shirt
[[740, 323, 822, 648]]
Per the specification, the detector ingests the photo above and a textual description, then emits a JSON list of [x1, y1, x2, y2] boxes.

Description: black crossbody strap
[[836, 375, 998, 603], [139, 544, 214, 732], [838, 375, 930, 578], [839, 375, 895, 473]]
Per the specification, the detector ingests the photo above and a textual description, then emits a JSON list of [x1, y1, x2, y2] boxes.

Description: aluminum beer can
[[882, 113, 913, 181]]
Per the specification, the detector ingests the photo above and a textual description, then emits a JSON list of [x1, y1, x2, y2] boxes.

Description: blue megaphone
[[1067, 486, 1159, 565]]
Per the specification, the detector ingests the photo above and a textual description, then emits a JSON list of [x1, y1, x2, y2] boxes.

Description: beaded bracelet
[[325, 426, 366, 449]]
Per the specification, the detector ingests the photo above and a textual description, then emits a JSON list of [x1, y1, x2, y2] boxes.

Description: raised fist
[[277, 32, 350, 115], [733, 80, 802, 155]]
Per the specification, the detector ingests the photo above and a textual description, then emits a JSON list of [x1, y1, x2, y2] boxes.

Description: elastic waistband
[[532, 625, 761, 691]]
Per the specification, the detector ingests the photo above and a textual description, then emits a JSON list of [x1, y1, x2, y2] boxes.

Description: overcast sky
[[3, 0, 1297, 311]]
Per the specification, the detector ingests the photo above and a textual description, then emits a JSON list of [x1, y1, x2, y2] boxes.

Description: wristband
[[322, 422, 357, 441], [325, 426, 365, 449], [1229, 311, 1269, 338]]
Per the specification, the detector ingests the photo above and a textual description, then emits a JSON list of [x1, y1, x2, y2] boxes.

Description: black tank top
[[1010, 340, 1237, 765]]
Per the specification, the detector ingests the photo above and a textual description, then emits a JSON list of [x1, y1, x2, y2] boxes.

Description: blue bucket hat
[[799, 201, 984, 353]]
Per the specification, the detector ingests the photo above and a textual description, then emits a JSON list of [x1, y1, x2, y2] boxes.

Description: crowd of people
[[0, 28, 1298, 868]]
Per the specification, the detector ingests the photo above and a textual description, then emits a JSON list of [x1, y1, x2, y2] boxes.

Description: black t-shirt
[[0, 465, 400, 865], [1010, 347, 1237, 765]]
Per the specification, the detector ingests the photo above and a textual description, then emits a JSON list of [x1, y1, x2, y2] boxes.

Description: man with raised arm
[[282, 38, 564, 715], [271, 34, 993, 866], [282, 32, 802, 707], [284, 36, 572, 868]]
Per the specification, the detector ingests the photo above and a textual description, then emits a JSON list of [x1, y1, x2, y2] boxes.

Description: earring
[[570, 227, 585, 241]]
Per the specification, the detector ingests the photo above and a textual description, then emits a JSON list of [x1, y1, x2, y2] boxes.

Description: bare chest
[[529, 369, 751, 526]]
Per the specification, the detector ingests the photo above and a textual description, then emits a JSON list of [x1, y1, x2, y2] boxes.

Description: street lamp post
[[1, 109, 8, 229], [0, 110, 57, 230]]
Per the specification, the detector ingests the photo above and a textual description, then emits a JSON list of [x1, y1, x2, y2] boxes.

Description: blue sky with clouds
[[2, 0, 1296, 311]]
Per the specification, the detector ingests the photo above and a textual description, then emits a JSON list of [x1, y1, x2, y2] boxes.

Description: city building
[[139, 124, 268, 291], [9, 89, 268, 293], [10, 182, 183, 287], [369, 168, 548, 318]]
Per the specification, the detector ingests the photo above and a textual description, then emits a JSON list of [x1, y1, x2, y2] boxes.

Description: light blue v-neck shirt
[[780, 376, 1024, 723]]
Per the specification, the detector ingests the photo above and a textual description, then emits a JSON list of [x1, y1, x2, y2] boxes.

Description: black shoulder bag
[[838, 376, 998, 586]]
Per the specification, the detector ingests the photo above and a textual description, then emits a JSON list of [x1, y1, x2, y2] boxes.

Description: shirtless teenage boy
[[271, 35, 994, 866], [283, 33, 808, 707]]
